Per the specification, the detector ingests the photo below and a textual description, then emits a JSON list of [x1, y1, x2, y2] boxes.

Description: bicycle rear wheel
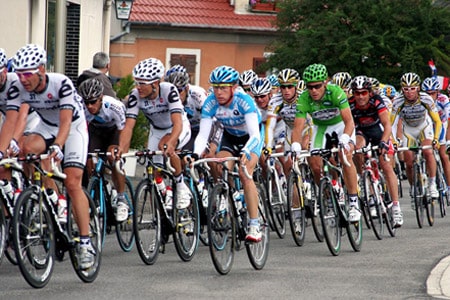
[[13, 187, 54, 288], [87, 176, 107, 249], [379, 176, 396, 237], [68, 189, 102, 283], [425, 194, 435, 227], [207, 184, 235, 275], [345, 201, 363, 252], [0, 204, 5, 266], [413, 166, 424, 228], [116, 177, 135, 252], [362, 171, 383, 240], [319, 179, 341, 256], [246, 181, 270, 270], [286, 172, 306, 246], [133, 179, 161, 265], [266, 169, 286, 239], [173, 179, 199, 262]]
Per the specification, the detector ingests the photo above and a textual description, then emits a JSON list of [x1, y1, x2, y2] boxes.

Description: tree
[[263, 0, 450, 86]]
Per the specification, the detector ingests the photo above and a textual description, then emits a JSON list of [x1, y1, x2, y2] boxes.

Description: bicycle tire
[[266, 168, 286, 239], [13, 187, 55, 288], [301, 163, 323, 243], [68, 189, 102, 283], [4, 218, 18, 265], [115, 177, 135, 252], [379, 175, 396, 237], [207, 184, 235, 275], [0, 204, 5, 266], [436, 161, 446, 218], [172, 179, 200, 262], [286, 172, 306, 246], [319, 179, 341, 256], [413, 165, 424, 228], [87, 176, 107, 249], [362, 171, 383, 240], [198, 184, 209, 246], [425, 195, 435, 227], [133, 179, 161, 265], [246, 181, 270, 270]]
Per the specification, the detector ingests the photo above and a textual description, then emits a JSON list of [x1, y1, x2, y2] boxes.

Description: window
[[166, 48, 201, 85]]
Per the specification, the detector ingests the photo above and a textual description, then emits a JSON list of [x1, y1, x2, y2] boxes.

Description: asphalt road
[[1, 180, 449, 299]]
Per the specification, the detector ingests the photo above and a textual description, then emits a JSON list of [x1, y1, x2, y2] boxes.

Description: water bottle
[[13, 188, 21, 206], [105, 181, 113, 197], [304, 181, 312, 202], [0, 179, 14, 201], [46, 188, 59, 207], [57, 194, 67, 224], [165, 186, 173, 210], [332, 179, 345, 205], [155, 177, 166, 196], [233, 189, 243, 211]]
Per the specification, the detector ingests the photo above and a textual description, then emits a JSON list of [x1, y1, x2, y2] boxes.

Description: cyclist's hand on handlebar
[[49, 144, 64, 161], [240, 150, 251, 166], [432, 138, 440, 150], [379, 141, 389, 155], [8, 138, 20, 156], [291, 142, 301, 158]]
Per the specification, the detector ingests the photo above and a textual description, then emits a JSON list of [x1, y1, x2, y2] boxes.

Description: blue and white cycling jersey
[[194, 89, 262, 156]]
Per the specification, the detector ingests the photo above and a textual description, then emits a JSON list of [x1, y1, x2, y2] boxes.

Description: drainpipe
[[110, 22, 131, 42], [103, 0, 113, 53], [54, 0, 67, 72]]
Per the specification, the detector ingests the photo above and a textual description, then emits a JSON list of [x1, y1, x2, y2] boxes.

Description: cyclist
[[193, 65, 264, 242], [391, 72, 442, 205], [78, 78, 129, 222], [239, 69, 258, 95], [164, 69, 207, 151], [369, 77, 393, 113], [421, 77, 450, 195], [331, 71, 352, 98], [3, 44, 94, 269], [349, 75, 403, 227], [117, 57, 192, 209], [292, 63, 361, 222], [267, 74, 280, 95]]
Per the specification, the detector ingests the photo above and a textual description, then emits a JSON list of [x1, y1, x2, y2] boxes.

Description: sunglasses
[[16, 69, 39, 79], [84, 98, 100, 105], [402, 87, 418, 92], [353, 90, 369, 97], [177, 86, 187, 93], [254, 95, 267, 100], [426, 91, 438, 95], [280, 84, 295, 90], [243, 87, 251, 92], [134, 80, 157, 86], [306, 83, 323, 90]]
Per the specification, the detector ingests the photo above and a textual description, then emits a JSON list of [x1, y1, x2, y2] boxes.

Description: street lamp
[[115, 0, 134, 20]]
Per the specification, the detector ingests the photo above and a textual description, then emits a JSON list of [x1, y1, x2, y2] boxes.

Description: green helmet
[[303, 64, 328, 83]]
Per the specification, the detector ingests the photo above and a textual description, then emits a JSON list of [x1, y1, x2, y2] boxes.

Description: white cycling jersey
[[85, 95, 126, 130], [184, 84, 207, 131], [1, 73, 22, 115]]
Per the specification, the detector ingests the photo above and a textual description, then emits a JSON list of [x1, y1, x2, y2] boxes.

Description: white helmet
[[133, 58, 165, 81], [0, 49, 7, 68], [13, 44, 47, 70]]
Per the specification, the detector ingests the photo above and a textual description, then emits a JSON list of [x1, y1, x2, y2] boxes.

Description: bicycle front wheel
[[286, 172, 306, 246], [133, 179, 161, 265], [4, 218, 18, 265], [13, 187, 55, 288], [173, 179, 199, 262], [246, 180, 270, 270], [319, 179, 341, 256], [116, 177, 135, 252], [68, 189, 102, 283], [207, 185, 235, 275], [425, 194, 435, 227], [0, 204, 5, 266], [362, 171, 383, 240], [87, 176, 107, 249], [413, 166, 425, 228]]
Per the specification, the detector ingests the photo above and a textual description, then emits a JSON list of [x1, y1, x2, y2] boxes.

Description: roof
[[130, 0, 277, 32]]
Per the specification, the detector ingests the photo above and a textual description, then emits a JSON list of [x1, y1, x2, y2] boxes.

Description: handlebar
[[189, 157, 252, 181]]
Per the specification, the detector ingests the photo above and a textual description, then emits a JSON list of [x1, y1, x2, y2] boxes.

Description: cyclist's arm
[[12, 103, 30, 142], [379, 109, 392, 143], [292, 116, 306, 145], [119, 117, 136, 153], [0, 109, 18, 153], [167, 111, 183, 148], [193, 117, 213, 157], [265, 115, 277, 149], [53, 108, 72, 148], [242, 111, 261, 157], [428, 108, 442, 142], [340, 106, 355, 137]]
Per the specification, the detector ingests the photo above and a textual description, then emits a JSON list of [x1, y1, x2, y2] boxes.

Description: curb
[[427, 255, 450, 299]]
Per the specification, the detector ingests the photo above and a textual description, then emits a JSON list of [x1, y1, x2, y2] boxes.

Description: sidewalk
[[427, 255, 450, 299]]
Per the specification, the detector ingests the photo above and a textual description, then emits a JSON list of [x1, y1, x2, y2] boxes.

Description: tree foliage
[[263, 0, 450, 86]]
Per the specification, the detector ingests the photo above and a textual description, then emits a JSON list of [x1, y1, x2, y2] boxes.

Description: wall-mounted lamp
[[115, 0, 134, 20]]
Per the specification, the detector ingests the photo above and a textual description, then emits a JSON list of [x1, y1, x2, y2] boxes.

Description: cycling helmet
[[166, 71, 190, 89], [133, 58, 165, 81], [351, 75, 372, 90], [382, 84, 397, 98], [267, 74, 280, 87], [239, 69, 258, 86], [331, 72, 352, 89], [368, 77, 380, 89], [165, 64, 187, 79], [209, 65, 239, 84], [250, 78, 272, 96], [421, 77, 440, 91], [278, 68, 300, 84], [302, 64, 328, 83], [0, 49, 7, 68], [400, 72, 421, 87], [13, 44, 47, 70], [297, 79, 306, 91], [78, 78, 104, 100]]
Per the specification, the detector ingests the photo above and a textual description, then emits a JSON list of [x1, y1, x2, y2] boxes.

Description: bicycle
[[398, 145, 434, 228], [286, 150, 323, 246], [263, 150, 287, 239], [433, 149, 448, 218], [191, 156, 269, 275], [12, 154, 101, 288], [125, 149, 199, 265], [311, 146, 363, 256], [356, 144, 396, 240], [87, 151, 135, 251]]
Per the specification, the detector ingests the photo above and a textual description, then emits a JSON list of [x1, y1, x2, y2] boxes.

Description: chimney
[[233, 0, 250, 14]]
